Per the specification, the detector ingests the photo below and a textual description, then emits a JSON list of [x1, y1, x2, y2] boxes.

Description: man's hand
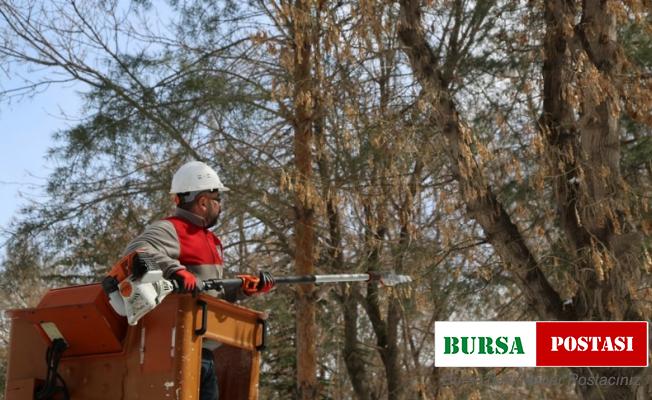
[[238, 271, 275, 296], [173, 269, 197, 292]]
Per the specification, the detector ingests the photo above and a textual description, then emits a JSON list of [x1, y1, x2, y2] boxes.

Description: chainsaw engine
[[102, 251, 175, 325]]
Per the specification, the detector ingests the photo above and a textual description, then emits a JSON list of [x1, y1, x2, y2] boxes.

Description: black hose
[[35, 338, 69, 400]]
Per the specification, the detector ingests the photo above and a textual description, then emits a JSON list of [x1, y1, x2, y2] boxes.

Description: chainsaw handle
[[200, 278, 243, 292]]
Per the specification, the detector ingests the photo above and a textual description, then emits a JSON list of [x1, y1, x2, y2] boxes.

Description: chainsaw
[[102, 251, 412, 326]]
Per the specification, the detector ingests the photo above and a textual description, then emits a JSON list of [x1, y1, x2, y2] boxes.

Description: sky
[[0, 1, 173, 251], [0, 0, 182, 232], [0, 77, 83, 238]]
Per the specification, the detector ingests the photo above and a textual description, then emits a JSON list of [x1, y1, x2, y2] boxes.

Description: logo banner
[[434, 321, 648, 367]]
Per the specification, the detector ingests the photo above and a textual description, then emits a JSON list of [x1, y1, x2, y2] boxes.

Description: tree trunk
[[292, 0, 317, 398], [397, 0, 571, 321], [362, 211, 405, 400], [364, 24, 409, 398], [541, 1, 646, 398], [398, 0, 648, 399], [314, 59, 375, 400], [359, 106, 407, 400], [343, 289, 375, 400]]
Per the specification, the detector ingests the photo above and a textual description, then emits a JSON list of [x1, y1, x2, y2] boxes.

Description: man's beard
[[206, 211, 220, 228]]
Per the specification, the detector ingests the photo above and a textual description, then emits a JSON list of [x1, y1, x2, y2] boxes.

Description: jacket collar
[[174, 207, 209, 228]]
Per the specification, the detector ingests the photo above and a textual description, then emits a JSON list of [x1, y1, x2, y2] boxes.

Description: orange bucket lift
[[4, 283, 266, 399]]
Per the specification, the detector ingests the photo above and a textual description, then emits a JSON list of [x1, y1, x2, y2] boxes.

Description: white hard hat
[[170, 161, 230, 194]]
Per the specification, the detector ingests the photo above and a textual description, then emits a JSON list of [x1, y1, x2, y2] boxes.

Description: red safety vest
[[165, 216, 224, 266]]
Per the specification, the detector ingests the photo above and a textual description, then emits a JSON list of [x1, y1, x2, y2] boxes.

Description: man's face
[[198, 191, 221, 228]]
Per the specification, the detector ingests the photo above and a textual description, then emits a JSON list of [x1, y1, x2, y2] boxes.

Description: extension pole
[[200, 272, 411, 292]]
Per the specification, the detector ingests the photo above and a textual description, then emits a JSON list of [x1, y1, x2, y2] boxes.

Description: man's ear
[[197, 195, 209, 209]]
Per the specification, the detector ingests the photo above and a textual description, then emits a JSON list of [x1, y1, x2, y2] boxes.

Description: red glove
[[239, 271, 275, 296], [174, 269, 197, 292]]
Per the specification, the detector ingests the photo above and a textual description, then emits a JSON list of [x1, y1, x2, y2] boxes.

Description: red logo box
[[536, 321, 648, 367]]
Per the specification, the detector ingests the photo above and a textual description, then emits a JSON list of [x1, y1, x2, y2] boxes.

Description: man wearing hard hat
[[123, 160, 274, 400]]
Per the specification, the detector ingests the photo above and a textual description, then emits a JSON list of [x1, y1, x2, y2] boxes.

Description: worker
[[123, 160, 274, 400]]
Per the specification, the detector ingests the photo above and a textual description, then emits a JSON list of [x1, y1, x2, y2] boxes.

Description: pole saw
[[102, 252, 412, 326], [200, 272, 412, 292]]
